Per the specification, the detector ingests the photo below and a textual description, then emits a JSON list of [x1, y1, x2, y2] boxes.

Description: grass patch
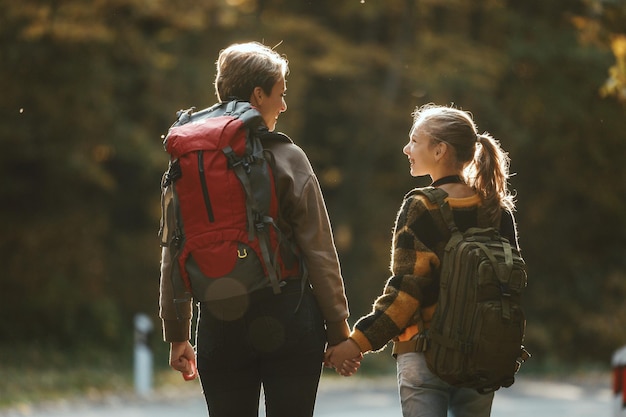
[[0, 342, 176, 408]]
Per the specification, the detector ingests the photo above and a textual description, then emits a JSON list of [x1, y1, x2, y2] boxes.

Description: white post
[[134, 313, 154, 397], [613, 345, 626, 417]]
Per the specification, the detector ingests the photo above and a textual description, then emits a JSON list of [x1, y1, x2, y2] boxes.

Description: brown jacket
[[159, 133, 350, 345]]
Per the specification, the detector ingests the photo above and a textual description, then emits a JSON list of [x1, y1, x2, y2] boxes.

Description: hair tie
[[476, 134, 482, 144]]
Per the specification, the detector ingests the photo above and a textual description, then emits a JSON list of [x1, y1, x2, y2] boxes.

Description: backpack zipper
[[197, 151, 215, 222]]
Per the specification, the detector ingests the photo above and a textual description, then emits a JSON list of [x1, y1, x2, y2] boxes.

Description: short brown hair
[[215, 42, 289, 102]]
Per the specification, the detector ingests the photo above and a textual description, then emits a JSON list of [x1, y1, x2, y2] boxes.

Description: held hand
[[326, 338, 363, 377], [169, 341, 197, 381], [340, 354, 363, 377], [323, 347, 335, 369]]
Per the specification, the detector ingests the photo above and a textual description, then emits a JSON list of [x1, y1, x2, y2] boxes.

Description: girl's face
[[403, 124, 437, 177], [251, 76, 287, 132]]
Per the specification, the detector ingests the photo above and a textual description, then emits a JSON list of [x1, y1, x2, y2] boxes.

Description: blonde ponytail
[[465, 133, 515, 221]]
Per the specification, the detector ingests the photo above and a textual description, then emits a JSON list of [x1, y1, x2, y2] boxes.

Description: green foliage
[[1, 0, 625, 370], [572, 0, 626, 102]]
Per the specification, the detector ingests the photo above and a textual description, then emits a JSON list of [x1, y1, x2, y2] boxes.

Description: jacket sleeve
[[159, 245, 193, 342], [297, 174, 350, 344], [351, 195, 440, 352], [270, 140, 350, 345]]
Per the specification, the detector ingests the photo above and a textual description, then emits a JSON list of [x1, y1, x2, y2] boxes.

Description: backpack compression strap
[[223, 146, 261, 241], [222, 123, 283, 295]]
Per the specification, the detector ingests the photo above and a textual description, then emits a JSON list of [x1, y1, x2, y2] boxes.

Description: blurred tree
[[488, 0, 626, 363], [0, 0, 221, 345], [0, 0, 624, 368], [572, 0, 626, 103]]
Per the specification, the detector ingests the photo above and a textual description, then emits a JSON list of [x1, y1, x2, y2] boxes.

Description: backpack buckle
[[171, 230, 183, 249], [223, 147, 255, 174], [242, 159, 251, 174], [163, 160, 181, 187], [415, 334, 429, 352]]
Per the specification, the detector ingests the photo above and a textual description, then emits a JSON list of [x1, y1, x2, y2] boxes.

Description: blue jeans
[[396, 352, 494, 417], [195, 281, 326, 417]]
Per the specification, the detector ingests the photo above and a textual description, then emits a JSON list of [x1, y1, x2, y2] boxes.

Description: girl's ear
[[434, 141, 448, 162]]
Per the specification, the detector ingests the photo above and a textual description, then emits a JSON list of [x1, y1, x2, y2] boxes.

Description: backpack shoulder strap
[[224, 100, 264, 128], [259, 131, 294, 144], [418, 187, 459, 235]]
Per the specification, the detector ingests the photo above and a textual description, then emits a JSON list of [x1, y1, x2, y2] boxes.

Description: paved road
[[0, 375, 614, 417], [313, 376, 612, 417]]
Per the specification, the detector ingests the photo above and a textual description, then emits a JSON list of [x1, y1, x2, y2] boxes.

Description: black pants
[[196, 281, 326, 417]]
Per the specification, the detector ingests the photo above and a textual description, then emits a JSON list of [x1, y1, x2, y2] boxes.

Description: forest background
[[1, 0, 626, 398]]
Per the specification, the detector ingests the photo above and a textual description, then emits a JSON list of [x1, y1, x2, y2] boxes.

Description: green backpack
[[420, 187, 530, 393]]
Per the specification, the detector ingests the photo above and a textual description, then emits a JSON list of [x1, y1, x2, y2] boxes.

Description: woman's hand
[[169, 341, 197, 380], [324, 338, 363, 376]]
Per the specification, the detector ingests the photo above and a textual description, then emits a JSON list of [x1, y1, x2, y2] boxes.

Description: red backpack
[[159, 100, 302, 304]]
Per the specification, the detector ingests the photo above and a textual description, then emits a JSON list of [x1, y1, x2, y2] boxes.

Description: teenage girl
[[325, 104, 519, 417]]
